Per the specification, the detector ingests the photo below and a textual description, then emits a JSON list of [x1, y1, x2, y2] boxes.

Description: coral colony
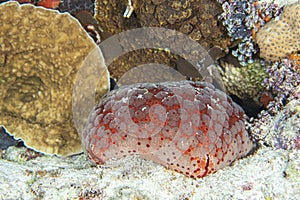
[[248, 3, 300, 151], [1, 0, 299, 182], [249, 59, 300, 150], [217, 0, 283, 66], [264, 60, 300, 110], [0, 2, 109, 156], [256, 3, 300, 62]]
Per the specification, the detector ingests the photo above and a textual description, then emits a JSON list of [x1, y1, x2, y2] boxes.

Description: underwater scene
[[0, 0, 299, 199]]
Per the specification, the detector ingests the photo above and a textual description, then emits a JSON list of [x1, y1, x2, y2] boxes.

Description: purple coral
[[249, 60, 300, 150], [217, 0, 283, 66], [264, 60, 300, 111]]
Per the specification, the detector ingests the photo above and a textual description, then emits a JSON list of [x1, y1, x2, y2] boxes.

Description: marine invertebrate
[[289, 53, 300, 66], [0, 2, 109, 156], [249, 59, 300, 150], [83, 81, 254, 178], [95, 0, 230, 80], [218, 59, 267, 116], [256, 3, 300, 62], [36, 0, 60, 9], [135, 0, 230, 49], [13, 0, 61, 8], [94, 0, 179, 81], [250, 98, 300, 150], [218, 0, 283, 65], [94, 0, 230, 82], [94, 0, 140, 36], [264, 59, 300, 110]]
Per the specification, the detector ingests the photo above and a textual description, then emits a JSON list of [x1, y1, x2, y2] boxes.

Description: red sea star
[[82, 81, 254, 178]]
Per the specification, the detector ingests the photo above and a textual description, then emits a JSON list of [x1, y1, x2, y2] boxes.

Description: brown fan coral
[[256, 3, 300, 61], [0, 2, 109, 156]]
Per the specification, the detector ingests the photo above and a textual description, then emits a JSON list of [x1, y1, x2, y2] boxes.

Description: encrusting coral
[[94, 0, 230, 82], [95, 0, 230, 47], [135, 0, 230, 49], [256, 3, 300, 62], [218, 59, 267, 116], [0, 2, 109, 156]]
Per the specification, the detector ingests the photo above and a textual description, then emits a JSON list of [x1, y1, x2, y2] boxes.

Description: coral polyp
[[256, 3, 300, 62], [249, 59, 300, 150], [218, 0, 283, 65]]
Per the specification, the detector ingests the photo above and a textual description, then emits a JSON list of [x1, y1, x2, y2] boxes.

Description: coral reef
[[256, 2, 300, 61], [249, 60, 300, 150], [218, 0, 283, 65], [218, 59, 267, 116], [83, 81, 253, 178], [5, 1, 99, 44], [94, 0, 230, 82], [94, 0, 141, 36], [250, 98, 300, 150], [0, 2, 109, 156], [136, 0, 230, 49], [98, 26, 220, 84], [264, 59, 300, 110]]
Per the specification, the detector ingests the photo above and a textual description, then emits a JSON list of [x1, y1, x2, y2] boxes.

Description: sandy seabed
[[0, 145, 299, 200]]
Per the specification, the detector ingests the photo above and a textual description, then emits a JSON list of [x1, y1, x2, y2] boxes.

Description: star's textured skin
[[82, 81, 253, 178]]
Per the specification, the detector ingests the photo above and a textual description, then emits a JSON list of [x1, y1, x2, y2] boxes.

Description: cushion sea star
[[82, 81, 254, 178]]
